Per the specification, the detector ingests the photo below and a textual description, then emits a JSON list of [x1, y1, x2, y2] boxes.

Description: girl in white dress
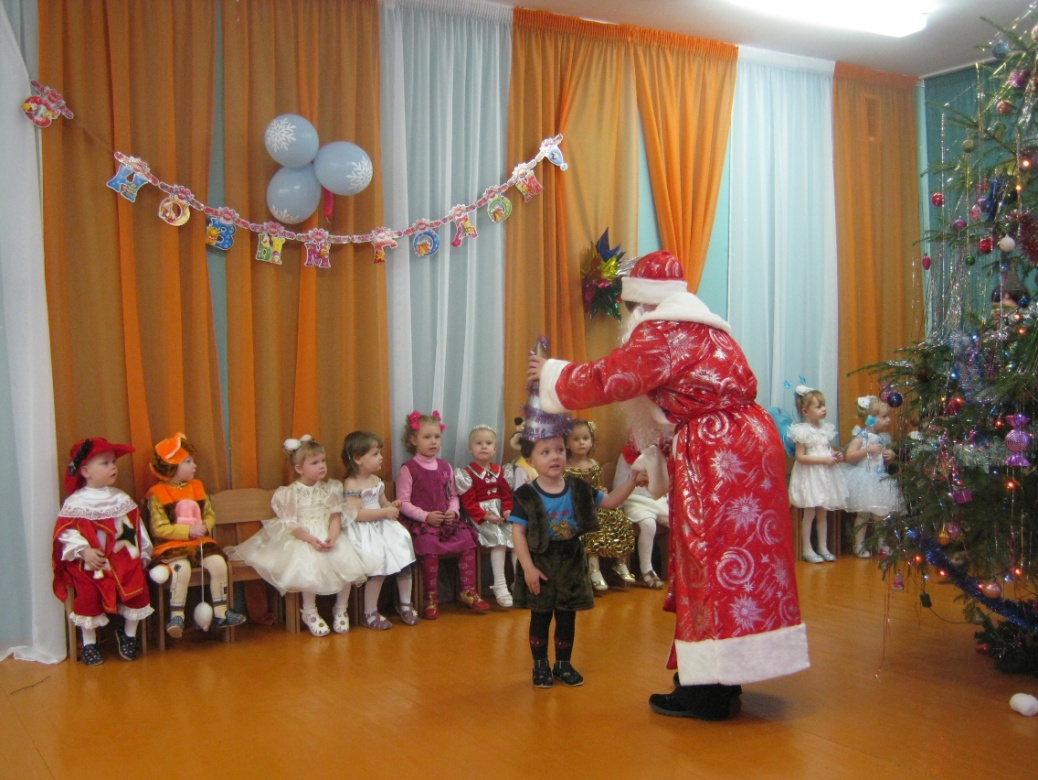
[[229, 436, 370, 636], [842, 396, 900, 558], [341, 431, 418, 629], [787, 386, 847, 563]]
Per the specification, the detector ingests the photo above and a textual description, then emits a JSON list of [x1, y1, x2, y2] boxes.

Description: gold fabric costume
[[565, 463, 635, 558]]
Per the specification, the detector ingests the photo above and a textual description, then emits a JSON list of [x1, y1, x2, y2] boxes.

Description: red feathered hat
[[621, 250, 687, 304], [64, 437, 134, 495]]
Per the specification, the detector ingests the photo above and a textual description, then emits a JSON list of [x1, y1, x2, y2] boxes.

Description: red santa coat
[[540, 296, 809, 685]]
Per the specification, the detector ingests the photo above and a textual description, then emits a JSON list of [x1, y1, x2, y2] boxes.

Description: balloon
[[313, 141, 373, 196], [264, 114, 320, 167], [266, 165, 321, 224], [194, 602, 214, 632]]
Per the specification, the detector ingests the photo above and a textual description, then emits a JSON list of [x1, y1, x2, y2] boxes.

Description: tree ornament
[[962, 137, 976, 153], [965, 254, 977, 266], [992, 40, 1011, 60], [1005, 414, 1032, 467], [945, 520, 962, 541], [998, 235, 1017, 252], [931, 192, 944, 207], [952, 218, 967, 231], [886, 391, 904, 408], [979, 236, 993, 254], [969, 204, 982, 221], [891, 572, 905, 591], [580, 229, 625, 320], [922, 254, 932, 270], [997, 100, 1016, 116], [937, 528, 952, 546], [1009, 69, 1031, 89], [981, 580, 1002, 599]]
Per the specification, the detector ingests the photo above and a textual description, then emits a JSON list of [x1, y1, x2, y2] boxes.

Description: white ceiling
[[500, 0, 1036, 77]]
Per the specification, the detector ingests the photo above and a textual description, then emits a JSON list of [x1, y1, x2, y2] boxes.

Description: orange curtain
[[222, 0, 389, 488], [505, 9, 639, 464], [833, 63, 924, 437], [630, 29, 737, 291], [41, 0, 225, 496]]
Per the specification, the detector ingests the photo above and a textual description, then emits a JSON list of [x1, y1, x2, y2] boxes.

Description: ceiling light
[[726, 0, 932, 38]]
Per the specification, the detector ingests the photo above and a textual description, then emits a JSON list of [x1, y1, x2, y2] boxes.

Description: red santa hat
[[621, 250, 688, 305], [64, 437, 135, 495]]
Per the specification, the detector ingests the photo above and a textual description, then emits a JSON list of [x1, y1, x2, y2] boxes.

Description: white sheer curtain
[[380, 0, 512, 469], [1, 4, 64, 663], [727, 48, 840, 426]]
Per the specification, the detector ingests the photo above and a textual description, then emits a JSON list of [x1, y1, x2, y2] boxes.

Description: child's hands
[[383, 505, 400, 520], [866, 443, 883, 455], [391, 499, 402, 508], [484, 514, 502, 524], [443, 510, 457, 524], [882, 448, 895, 463], [632, 469, 650, 487], [524, 565, 549, 595], [426, 512, 446, 527], [188, 524, 207, 539], [82, 548, 107, 570]]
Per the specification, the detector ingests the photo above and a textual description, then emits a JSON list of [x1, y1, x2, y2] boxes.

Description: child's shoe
[[332, 606, 350, 634], [820, 550, 837, 562], [166, 614, 185, 638], [458, 588, 491, 613], [362, 611, 392, 630], [613, 561, 637, 584], [213, 609, 247, 629], [396, 602, 419, 626], [589, 568, 608, 592], [492, 584, 513, 608], [80, 643, 103, 667], [854, 546, 872, 559], [642, 570, 664, 589], [802, 550, 824, 564], [422, 593, 439, 621], [552, 660, 584, 687], [116, 629, 140, 661], [300, 608, 330, 637], [532, 659, 554, 688]]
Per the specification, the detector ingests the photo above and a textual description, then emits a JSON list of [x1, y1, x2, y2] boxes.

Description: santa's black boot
[[650, 682, 741, 720]]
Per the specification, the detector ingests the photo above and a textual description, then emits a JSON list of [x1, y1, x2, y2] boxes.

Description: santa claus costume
[[535, 250, 809, 720]]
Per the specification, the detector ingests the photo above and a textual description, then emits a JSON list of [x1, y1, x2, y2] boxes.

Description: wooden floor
[[2, 557, 1035, 779]]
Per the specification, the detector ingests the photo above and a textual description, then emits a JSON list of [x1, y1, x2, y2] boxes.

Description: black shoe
[[552, 660, 584, 687], [80, 643, 103, 666], [116, 629, 140, 661], [213, 609, 247, 629], [649, 684, 739, 720], [532, 659, 554, 688]]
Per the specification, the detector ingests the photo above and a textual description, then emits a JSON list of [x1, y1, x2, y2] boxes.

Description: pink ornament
[[891, 573, 905, 591], [952, 218, 967, 231], [969, 205, 982, 221], [945, 520, 961, 541], [1005, 414, 1031, 467], [922, 254, 932, 270], [980, 581, 1002, 599], [998, 100, 1015, 115]]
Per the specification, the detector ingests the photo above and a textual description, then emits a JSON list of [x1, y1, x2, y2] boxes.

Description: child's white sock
[[365, 576, 385, 614], [396, 570, 414, 604], [637, 517, 657, 573], [81, 627, 97, 645], [335, 584, 351, 609], [124, 619, 139, 638], [490, 546, 507, 588]]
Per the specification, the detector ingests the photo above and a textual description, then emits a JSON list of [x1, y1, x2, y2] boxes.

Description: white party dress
[[842, 428, 901, 516], [786, 421, 848, 510], [344, 480, 416, 576], [228, 479, 369, 595]]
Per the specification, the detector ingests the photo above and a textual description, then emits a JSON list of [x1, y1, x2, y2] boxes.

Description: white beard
[[618, 303, 674, 449]]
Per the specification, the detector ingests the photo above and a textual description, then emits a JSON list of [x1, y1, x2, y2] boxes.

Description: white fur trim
[[640, 291, 731, 334], [539, 359, 570, 414], [621, 277, 687, 304], [68, 612, 111, 629], [117, 604, 155, 621], [675, 623, 810, 685]]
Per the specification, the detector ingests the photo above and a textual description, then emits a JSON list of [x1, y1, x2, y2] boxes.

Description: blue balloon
[[266, 165, 321, 224], [264, 114, 320, 168], [313, 141, 373, 196]]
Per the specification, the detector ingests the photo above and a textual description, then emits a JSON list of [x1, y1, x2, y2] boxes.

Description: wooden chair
[[210, 488, 298, 632]]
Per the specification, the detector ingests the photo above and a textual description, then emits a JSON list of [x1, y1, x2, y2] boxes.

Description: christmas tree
[[870, 10, 1038, 676]]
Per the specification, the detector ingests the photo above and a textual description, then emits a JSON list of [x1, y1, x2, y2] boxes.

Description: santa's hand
[[527, 354, 546, 386]]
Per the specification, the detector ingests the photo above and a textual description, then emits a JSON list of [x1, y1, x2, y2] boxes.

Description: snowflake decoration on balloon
[[581, 229, 625, 320], [264, 116, 301, 153]]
